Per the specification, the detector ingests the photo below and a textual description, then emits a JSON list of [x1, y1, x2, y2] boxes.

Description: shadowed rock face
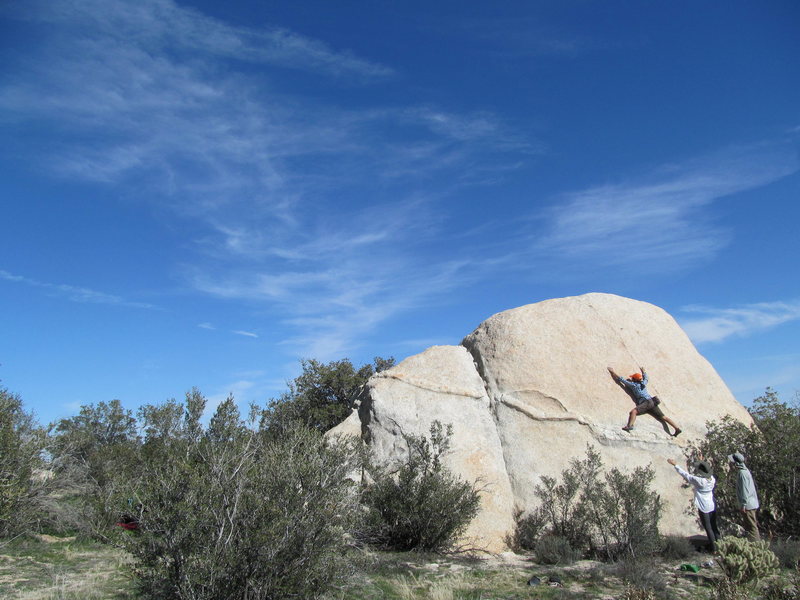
[[329, 293, 753, 552]]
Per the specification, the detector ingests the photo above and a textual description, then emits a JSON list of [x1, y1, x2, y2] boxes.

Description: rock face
[[333, 293, 753, 552]]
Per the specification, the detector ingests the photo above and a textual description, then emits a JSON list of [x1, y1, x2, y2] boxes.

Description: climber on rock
[[607, 366, 681, 436]]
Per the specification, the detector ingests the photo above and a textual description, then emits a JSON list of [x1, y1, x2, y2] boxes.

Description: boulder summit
[[330, 293, 752, 552]]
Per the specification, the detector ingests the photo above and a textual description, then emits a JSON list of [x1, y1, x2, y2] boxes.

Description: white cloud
[[10, 0, 392, 78], [232, 330, 259, 338], [0, 269, 157, 310], [680, 300, 800, 344], [455, 16, 587, 59], [1, 0, 521, 360], [535, 143, 798, 271], [8, 0, 797, 368], [0, 0, 527, 246]]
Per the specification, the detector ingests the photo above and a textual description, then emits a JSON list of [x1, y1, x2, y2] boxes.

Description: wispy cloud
[[232, 330, 259, 338], [0, 269, 157, 309], [199, 322, 260, 339], [534, 143, 798, 272], [1, 0, 528, 238], [448, 15, 587, 59], [680, 300, 800, 344], [192, 253, 475, 360], [6, 0, 795, 367], [9, 0, 392, 78], [0, 0, 530, 360]]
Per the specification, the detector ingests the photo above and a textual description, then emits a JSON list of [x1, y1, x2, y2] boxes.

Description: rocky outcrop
[[336, 293, 753, 552]]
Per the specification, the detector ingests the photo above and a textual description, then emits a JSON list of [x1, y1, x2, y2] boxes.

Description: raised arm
[[667, 458, 701, 486]]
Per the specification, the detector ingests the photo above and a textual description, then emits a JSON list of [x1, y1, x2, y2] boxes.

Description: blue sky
[[1, 0, 799, 425]]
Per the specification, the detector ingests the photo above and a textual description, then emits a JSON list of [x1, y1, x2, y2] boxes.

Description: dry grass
[[0, 535, 134, 599], [3, 535, 798, 600]]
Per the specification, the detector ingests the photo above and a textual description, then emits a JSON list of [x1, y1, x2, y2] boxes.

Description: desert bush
[[48, 399, 140, 536], [509, 506, 547, 551], [110, 390, 359, 600], [621, 587, 658, 600], [711, 577, 748, 600], [691, 388, 800, 537], [763, 564, 800, 600], [659, 535, 695, 560], [763, 576, 800, 600], [717, 537, 779, 587], [265, 356, 394, 434], [0, 387, 51, 539], [772, 539, 800, 570], [532, 448, 599, 551], [533, 534, 580, 565], [585, 463, 663, 560], [50, 399, 138, 489], [358, 421, 481, 552], [518, 446, 662, 561], [613, 559, 667, 597]]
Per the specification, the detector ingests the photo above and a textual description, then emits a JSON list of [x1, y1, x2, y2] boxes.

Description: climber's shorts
[[635, 398, 665, 418]]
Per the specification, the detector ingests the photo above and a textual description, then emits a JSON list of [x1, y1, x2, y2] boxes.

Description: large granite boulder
[[334, 293, 753, 552]]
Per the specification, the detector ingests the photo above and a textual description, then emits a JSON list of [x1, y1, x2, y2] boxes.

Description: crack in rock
[[374, 372, 484, 399]]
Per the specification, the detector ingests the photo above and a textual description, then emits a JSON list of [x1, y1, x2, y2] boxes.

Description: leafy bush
[[585, 462, 663, 560], [531, 448, 597, 551], [691, 388, 800, 537], [509, 506, 547, 551], [711, 577, 748, 600], [265, 356, 394, 434], [613, 559, 667, 597], [0, 388, 51, 538], [772, 539, 800, 569], [49, 399, 140, 536], [358, 421, 481, 552], [717, 537, 779, 587], [533, 535, 580, 565], [763, 566, 800, 600], [51, 399, 138, 489], [660, 535, 695, 560], [516, 446, 663, 561], [109, 391, 359, 600], [621, 587, 659, 600]]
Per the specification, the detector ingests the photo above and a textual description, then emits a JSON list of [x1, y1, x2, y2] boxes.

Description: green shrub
[[265, 356, 394, 434], [519, 446, 663, 561], [110, 391, 358, 600], [509, 506, 547, 551], [691, 388, 800, 538], [585, 464, 663, 561], [711, 577, 748, 600], [613, 559, 666, 596], [717, 537, 779, 587], [772, 539, 800, 570], [660, 535, 695, 560], [533, 535, 580, 565], [531, 448, 598, 552], [621, 587, 658, 600], [0, 388, 50, 539], [358, 421, 481, 552], [763, 573, 800, 600], [48, 399, 141, 537]]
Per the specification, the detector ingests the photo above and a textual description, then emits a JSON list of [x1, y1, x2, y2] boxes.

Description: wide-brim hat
[[694, 460, 713, 477], [728, 452, 745, 464]]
